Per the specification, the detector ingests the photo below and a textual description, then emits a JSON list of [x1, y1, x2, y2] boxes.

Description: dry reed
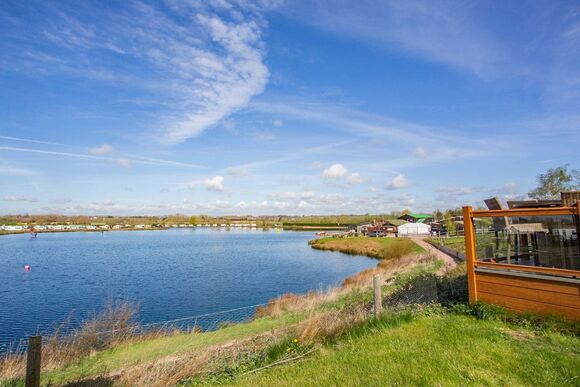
[[0, 300, 138, 383]]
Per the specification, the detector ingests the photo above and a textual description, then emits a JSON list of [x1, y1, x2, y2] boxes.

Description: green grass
[[428, 234, 511, 259], [39, 261, 441, 385], [41, 313, 303, 385], [428, 236, 466, 253], [310, 237, 424, 260], [230, 313, 580, 386]]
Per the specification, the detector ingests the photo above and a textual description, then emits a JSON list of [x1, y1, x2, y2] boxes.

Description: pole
[[373, 275, 382, 318], [25, 336, 41, 387], [462, 206, 478, 304]]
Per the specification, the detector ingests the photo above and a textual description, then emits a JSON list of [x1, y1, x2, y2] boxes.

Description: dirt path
[[409, 237, 459, 275]]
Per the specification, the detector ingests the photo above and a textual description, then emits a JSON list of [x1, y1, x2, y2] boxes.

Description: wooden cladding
[[471, 206, 577, 218], [463, 204, 580, 320], [476, 270, 580, 320]]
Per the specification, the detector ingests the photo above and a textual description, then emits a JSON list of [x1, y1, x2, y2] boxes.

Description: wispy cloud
[[224, 139, 353, 174], [115, 158, 132, 168], [4, 195, 39, 202], [89, 144, 114, 155], [252, 130, 275, 141], [251, 100, 497, 152], [2, 1, 271, 144], [227, 166, 250, 176], [0, 135, 64, 146], [159, 13, 270, 143], [282, 0, 504, 77], [0, 164, 36, 176], [0, 146, 205, 169]]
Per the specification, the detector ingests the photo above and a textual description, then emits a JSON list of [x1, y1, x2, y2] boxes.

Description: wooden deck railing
[[462, 203, 580, 308]]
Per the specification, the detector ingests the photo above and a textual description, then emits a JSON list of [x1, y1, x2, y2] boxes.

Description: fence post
[[25, 335, 41, 387], [462, 206, 478, 304], [373, 275, 382, 318]]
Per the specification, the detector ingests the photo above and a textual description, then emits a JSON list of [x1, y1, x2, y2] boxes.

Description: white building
[[397, 222, 431, 236], [3, 225, 24, 231]]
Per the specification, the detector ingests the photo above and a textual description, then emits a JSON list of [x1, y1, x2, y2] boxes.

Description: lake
[[0, 228, 375, 350]]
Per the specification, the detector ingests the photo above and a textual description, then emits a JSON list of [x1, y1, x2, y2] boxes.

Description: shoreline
[[0, 228, 171, 236]]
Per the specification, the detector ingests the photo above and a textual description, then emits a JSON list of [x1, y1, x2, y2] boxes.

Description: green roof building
[[397, 213, 434, 223]]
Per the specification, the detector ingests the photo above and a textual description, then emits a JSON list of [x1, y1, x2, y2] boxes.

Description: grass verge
[[227, 307, 580, 386], [309, 237, 424, 260]]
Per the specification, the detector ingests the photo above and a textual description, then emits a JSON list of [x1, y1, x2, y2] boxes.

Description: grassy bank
[[232, 310, 580, 386], [309, 236, 424, 260], [4, 236, 576, 386], [282, 226, 346, 231], [1, 252, 440, 386]]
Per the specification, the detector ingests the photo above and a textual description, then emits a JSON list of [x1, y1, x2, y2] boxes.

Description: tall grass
[[0, 300, 138, 382], [378, 238, 417, 260]]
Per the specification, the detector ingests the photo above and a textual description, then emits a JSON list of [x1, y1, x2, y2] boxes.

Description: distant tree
[[189, 216, 198, 225], [528, 165, 579, 199], [443, 209, 457, 234]]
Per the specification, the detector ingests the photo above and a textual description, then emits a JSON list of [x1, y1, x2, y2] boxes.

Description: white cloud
[[414, 146, 427, 158], [346, 172, 363, 186], [273, 119, 284, 127], [4, 195, 39, 202], [322, 163, 348, 179], [204, 175, 225, 192], [4, 3, 271, 145], [386, 174, 411, 190], [116, 158, 132, 168], [160, 12, 270, 143], [89, 144, 114, 155]]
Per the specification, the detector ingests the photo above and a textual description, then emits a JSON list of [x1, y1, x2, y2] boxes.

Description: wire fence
[[1, 269, 470, 385], [1, 303, 267, 355]]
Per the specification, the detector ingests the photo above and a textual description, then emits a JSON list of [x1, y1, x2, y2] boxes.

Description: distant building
[[398, 213, 434, 224], [354, 220, 405, 236], [3, 225, 24, 231], [397, 222, 431, 236]]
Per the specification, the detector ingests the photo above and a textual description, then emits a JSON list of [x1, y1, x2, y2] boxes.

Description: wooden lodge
[[462, 194, 580, 320]]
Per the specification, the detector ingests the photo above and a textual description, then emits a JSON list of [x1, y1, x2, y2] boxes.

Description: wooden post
[[373, 275, 382, 318], [462, 206, 478, 304], [575, 201, 580, 261], [25, 336, 41, 387]]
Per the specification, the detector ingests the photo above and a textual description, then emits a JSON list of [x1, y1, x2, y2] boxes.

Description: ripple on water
[[0, 229, 376, 348]]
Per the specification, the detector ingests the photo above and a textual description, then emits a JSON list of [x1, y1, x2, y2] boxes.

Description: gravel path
[[409, 237, 460, 275]]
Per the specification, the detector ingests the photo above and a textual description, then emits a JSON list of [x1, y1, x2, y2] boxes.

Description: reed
[[0, 300, 138, 382]]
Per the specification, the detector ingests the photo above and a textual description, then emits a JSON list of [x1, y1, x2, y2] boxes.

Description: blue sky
[[1, 0, 579, 215]]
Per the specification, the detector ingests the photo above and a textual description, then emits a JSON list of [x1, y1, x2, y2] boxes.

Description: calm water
[[0, 229, 375, 349]]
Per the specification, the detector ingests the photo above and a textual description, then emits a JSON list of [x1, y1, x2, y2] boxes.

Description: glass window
[[473, 215, 579, 270]]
